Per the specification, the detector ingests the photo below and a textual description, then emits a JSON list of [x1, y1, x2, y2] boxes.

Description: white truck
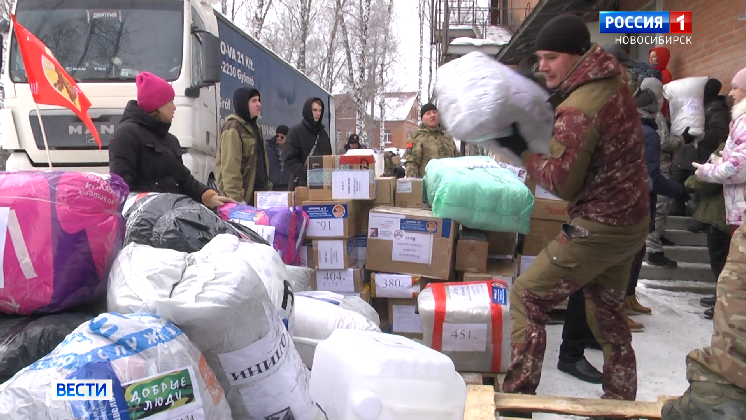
[[0, 0, 335, 187]]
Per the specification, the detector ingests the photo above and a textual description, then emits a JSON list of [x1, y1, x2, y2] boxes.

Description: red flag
[[10, 14, 101, 149]]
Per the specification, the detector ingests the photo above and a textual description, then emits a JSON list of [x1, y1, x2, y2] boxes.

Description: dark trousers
[[558, 288, 599, 363], [670, 167, 693, 215], [707, 225, 731, 279], [627, 193, 657, 296]]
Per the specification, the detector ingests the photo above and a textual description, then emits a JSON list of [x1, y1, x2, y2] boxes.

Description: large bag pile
[[425, 156, 534, 234], [0, 312, 232, 419], [292, 291, 381, 368], [418, 280, 512, 373], [0, 172, 128, 315], [108, 235, 326, 420], [218, 203, 309, 265], [123, 192, 268, 253], [434, 51, 553, 151], [0, 312, 95, 383], [664, 76, 708, 137]]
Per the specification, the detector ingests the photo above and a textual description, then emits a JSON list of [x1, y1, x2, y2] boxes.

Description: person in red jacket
[[649, 47, 672, 84]]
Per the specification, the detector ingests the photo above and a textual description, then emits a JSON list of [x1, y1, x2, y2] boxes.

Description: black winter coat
[[642, 117, 684, 199], [109, 100, 210, 203], [266, 136, 292, 191], [697, 96, 730, 164], [283, 97, 333, 187]]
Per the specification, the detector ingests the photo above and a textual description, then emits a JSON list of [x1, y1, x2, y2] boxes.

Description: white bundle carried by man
[[292, 291, 381, 368], [663, 76, 708, 138], [0, 312, 233, 419], [434, 51, 554, 164], [108, 235, 326, 420]]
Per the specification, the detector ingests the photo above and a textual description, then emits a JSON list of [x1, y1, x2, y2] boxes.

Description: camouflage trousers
[[647, 159, 673, 254], [685, 224, 746, 391], [503, 217, 648, 400]]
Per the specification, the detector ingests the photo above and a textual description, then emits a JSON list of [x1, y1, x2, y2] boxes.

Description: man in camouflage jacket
[[402, 103, 460, 178], [494, 15, 649, 414]]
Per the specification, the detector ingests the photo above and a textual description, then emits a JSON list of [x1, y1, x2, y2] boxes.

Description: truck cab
[[0, 0, 223, 185]]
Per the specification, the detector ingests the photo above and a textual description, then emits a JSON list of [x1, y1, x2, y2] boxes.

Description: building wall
[[334, 94, 421, 151]]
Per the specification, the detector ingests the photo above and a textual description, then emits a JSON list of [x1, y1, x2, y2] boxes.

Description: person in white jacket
[[662, 66, 746, 420]]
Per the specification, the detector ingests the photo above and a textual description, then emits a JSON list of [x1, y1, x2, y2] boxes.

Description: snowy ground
[[528, 282, 715, 420]]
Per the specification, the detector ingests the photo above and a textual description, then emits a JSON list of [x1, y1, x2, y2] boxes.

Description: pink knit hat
[[136, 72, 175, 113], [732, 67, 746, 91]]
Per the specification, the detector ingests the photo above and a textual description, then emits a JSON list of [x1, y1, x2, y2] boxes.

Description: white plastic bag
[[0, 312, 232, 419], [434, 51, 554, 149], [664, 76, 708, 137], [292, 291, 381, 368], [287, 265, 315, 293], [108, 236, 326, 420]]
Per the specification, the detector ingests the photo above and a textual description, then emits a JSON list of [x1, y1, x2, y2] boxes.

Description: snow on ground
[[528, 284, 714, 420]]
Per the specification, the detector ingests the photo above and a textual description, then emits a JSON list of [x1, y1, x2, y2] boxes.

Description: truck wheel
[[207, 175, 218, 191]]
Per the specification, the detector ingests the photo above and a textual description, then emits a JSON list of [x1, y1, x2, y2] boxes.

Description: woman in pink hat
[[662, 67, 746, 419], [109, 72, 234, 208]]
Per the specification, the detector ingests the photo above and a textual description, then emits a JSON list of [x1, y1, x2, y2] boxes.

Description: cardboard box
[[371, 273, 421, 298], [299, 242, 313, 268], [358, 201, 377, 235], [487, 231, 518, 258], [302, 200, 358, 238], [387, 298, 422, 339], [353, 235, 367, 262], [341, 283, 371, 303], [522, 219, 564, 256], [312, 238, 358, 270], [295, 186, 309, 205], [517, 254, 538, 276], [307, 155, 376, 201], [462, 259, 518, 287], [312, 264, 368, 293], [254, 191, 294, 209], [531, 198, 569, 222], [372, 177, 396, 205], [365, 207, 456, 280], [394, 179, 424, 208], [455, 238, 489, 272]]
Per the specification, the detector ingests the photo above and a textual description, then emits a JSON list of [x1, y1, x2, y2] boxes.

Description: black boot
[[704, 307, 714, 320], [699, 296, 716, 307], [661, 236, 677, 246], [557, 358, 603, 384], [687, 220, 708, 233], [648, 252, 678, 268]]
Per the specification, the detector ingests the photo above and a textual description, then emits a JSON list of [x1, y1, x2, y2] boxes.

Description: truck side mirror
[[201, 32, 221, 85]]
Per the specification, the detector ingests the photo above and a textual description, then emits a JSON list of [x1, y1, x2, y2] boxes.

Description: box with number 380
[[417, 280, 511, 373]]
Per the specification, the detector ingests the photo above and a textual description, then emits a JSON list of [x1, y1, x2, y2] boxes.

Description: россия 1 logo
[[600, 11, 692, 34]]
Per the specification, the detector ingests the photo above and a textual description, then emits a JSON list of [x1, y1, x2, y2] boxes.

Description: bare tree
[[251, 0, 275, 38], [221, 0, 228, 15]]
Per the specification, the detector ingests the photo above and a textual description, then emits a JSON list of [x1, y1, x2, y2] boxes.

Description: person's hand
[[692, 162, 701, 169], [496, 122, 529, 157], [204, 194, 237, 209], [679, 189, 691, 203], [682, 127, 696, 145]]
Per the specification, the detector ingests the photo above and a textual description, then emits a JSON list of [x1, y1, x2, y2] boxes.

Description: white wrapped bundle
[[108, 235, 326, 420], [434, 51, 554, 149], [418, 280, 511, 373], [292, 291, 381, 368], [0, 312, 233, 419], [664, 76, 708, 137]]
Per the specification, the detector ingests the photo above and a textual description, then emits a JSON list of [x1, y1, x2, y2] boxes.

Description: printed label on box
[[256, 192, 290, 209], [235, 220, 276, 245], [392, 304, 421, 333], [441, 323, 489, 352], [491, 282, 508, 305], [375, 274, 419, 298], [400, 218, 438, 233], [316, 240, 346, 269], [447, 283, 490, 303], [520, 255, 537, 274], [332, 170, 373, 200], [316, 269, 355, 292], [397, 180, 413, 193], [368, 213, 405, 240], [534, 185, 562, 201], [392, 231, 433, 265]]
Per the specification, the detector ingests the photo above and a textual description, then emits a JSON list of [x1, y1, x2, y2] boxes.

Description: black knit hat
[[420, 103, 438, 118], [276, 125, 289, 135], [348, 133, 360, 144], [535, 14, 592, 55]]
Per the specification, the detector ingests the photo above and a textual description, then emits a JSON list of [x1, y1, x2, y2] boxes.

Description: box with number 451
[[417, 280, 511, 373]]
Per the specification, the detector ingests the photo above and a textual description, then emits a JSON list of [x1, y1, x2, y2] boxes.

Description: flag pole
[[34, 103, 53, 169]]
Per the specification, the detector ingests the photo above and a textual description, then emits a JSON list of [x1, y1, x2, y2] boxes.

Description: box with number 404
[[417, 280, 511, 373]]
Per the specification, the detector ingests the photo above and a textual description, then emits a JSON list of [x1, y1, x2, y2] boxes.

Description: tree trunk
[[296, 0, 312, 72]]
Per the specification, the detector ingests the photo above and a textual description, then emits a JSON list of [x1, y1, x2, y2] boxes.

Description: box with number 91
[[417, 280, 511, 373]]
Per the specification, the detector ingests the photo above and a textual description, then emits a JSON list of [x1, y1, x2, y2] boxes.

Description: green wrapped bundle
[[425, 156, 533, 233]]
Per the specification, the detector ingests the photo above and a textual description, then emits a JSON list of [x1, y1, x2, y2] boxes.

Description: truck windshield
[[10, 0, 184, 83]]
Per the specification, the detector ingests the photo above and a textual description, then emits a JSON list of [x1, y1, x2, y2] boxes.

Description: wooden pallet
[[494, 392, 676, 419], [461, 372, 505, 389]]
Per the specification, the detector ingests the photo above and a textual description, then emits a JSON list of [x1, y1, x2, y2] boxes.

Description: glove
[[680, 189, 692, 203], [496, 122, 529, 157], [682, 126, 696, 145]]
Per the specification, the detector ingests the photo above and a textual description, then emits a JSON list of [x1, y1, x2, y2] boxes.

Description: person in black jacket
[[266, 125, 291, 191], [109, 72, 234, 208], [283, 97, 333, 188], [625, 79, 690, 330]]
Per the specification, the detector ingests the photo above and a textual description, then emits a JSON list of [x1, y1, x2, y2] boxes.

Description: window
[[382, 129, 393, 145]]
